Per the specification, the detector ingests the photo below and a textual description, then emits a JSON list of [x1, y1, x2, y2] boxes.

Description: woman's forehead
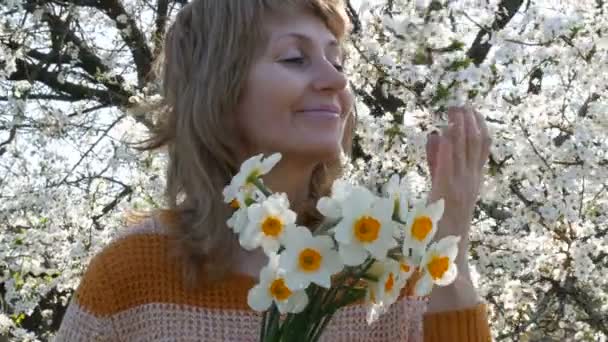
[[263, 10, 342, 47]]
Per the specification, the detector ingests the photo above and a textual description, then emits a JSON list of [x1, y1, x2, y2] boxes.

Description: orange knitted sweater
[[55, 216, 491, 341]]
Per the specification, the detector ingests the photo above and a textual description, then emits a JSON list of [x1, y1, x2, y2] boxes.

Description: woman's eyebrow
[[274, 32, 340, 49]]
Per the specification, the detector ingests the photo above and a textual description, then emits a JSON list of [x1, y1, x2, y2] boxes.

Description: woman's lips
[[296, 105, 342, 119], [297, 110, 340, 118]]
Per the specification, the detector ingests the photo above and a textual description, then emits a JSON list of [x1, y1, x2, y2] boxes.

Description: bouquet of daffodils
[[223, 153, 460, 342]]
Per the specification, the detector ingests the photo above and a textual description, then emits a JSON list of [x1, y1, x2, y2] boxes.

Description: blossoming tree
[[0, 0, 606, 340]]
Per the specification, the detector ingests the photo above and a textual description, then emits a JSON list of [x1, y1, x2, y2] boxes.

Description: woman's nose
[[311, 59, 347, 93]]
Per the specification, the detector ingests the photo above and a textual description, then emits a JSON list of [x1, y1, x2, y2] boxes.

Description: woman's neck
[[261, 156, 317, 213]]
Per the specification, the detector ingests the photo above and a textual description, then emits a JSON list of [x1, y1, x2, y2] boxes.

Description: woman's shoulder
[[73, 213, 255, 315], [72, 215, 176, 314]]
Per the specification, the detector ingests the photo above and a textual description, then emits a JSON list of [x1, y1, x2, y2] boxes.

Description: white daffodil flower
[[224, 153, 281, 206], [225, 187, 266, 234], [364, 259, 408, 324], [240, 193, 296, 254], [316, 179, 356, 219], [334, 186, 398, 266], [279, 226, 344, 290], [247, 253, 309, 314], [365, 259, 406, 306], [227, 207, 249, 234], [402, 199, 444, 254], [414, 236, 461, 297], [397, 255, 416, 283], [232, 153, 281, 189], [382, 173, 410, 222]]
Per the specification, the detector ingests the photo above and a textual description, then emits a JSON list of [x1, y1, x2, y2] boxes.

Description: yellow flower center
[[411, 216, 433, 241], [427, 256, 450, 280], [400, 262, 411, 273], [354, 216, 381, 243], [298, 248, 323, 272], [230, 199, 240, 209], [269, 278, 292, 301], [261, 216, 283, 237], [384, 272, 395, 293]]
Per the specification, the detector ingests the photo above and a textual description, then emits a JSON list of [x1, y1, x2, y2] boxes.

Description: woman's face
[[234, 10, 353, 163]]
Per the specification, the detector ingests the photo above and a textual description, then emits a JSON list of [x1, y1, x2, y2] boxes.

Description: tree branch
[[66, 0, 154, 85], [466, 0, 525, 65], [152, 0, 170, 59], [8, 58, 129, 105]]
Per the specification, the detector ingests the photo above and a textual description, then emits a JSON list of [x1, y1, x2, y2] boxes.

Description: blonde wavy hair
[[135, 0, 354, 283]]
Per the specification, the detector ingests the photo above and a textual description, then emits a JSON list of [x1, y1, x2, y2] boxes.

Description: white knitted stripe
[[54, 300, 119, 341], [105, 296, 426, 342]]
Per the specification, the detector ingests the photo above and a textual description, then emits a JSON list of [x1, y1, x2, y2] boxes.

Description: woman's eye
[[333, 64, 344, 72], [282, 57, 305, 65]]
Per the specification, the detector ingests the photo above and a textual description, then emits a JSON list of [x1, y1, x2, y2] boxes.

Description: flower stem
[[260, 311, 267, 341], [253, 178, 272, 197]]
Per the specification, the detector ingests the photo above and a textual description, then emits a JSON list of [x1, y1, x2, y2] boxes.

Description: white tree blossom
[[0, 0, 606, 340]]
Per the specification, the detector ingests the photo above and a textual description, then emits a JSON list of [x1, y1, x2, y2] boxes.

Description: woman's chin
[[289, 142, 343, 162]]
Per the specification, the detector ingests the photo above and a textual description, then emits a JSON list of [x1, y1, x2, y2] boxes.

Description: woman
[[56, 0, 492, 340]]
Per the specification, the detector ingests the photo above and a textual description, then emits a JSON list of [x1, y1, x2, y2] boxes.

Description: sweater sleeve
[[423, 303, 492, 342], [54, 253, 119, 341]]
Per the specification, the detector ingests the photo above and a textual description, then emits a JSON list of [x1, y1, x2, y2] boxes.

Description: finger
[[434, 134, 453, 183], [446, 107, 466, 174], [473, 109, 492, 169], [463, 106, 481, 167]]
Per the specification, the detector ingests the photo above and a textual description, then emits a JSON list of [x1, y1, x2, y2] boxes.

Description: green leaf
[[447, 58, 472, 71]]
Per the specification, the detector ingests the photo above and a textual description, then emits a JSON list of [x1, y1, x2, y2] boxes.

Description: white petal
[[419, 247, 434, 268], [435, 236, 461, 260], [261, 239, 280, 255], [414, 273, 433, 297], [284, 225, 312, 249], [379, 220, 397, 240], [313, 235, 331, 250], [278, 249, 298, 273], [398, 258, 415, 281], [283, 210, 297, 226], [311, 269, 332, 289], [317, 197, 342, 219], [333, 219, 353, 244], [371, 197, 393, 220], [366, 240, 390, 260], [241, 154, 262, 172], [247, 204, 264, 222], [235, 211, 249, 234], [428, 199, 445, 221], [324, 250, 344, 274], [258, 268, 272, 285], [383, 174, 400, 196], [227, 215, 236, 229], [435, 263, 458, 286], [285, 272, 310, 291], [262, 254, 280, 278], [261, 153, 282, 174], [341, 187, 374, 217], [289, 290, 309, 314], [332, 179, 354, 201], [339, 243, 368, 266], [397, 196, 409, 222], [239, 227, 259, 251], [223, 184, 236, 203], [247, 285, 272, 312]]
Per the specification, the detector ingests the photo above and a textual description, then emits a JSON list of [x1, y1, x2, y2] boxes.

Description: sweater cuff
[[424, 303, 492, 342]]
